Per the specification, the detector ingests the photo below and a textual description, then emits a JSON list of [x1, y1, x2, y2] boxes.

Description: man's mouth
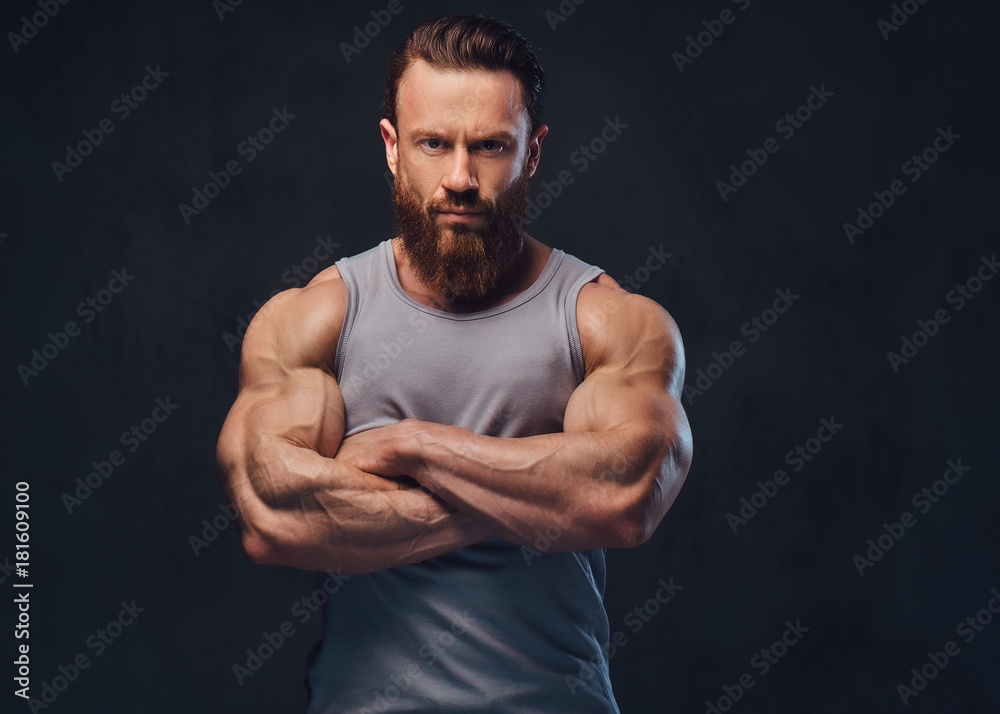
[[436, 208, 484, 222]]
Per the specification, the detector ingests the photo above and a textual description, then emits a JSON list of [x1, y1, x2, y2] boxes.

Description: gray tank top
[[305, 238, 619, 713]]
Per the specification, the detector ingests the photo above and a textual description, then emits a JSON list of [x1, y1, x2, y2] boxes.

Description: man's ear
[[526, 123, 548, 179], [380, 118, 399, 177]]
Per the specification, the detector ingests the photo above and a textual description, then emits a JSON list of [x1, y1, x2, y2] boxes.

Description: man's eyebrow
[[408, 128, 518, 143]]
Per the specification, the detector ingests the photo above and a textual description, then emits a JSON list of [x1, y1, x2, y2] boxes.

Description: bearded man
[[216, 14, 692, 713]]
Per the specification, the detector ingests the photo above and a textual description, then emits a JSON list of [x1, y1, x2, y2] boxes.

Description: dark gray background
[[2, 0, 998, 712]]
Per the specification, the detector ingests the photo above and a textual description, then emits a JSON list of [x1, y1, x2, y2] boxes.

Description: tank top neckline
[[379, 238, 565, 321]]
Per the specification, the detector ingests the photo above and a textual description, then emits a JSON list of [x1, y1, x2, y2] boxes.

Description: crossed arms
[[215, 269, 692, 575]]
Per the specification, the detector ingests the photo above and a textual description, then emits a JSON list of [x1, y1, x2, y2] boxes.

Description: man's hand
[[334, 421, 414, 478]]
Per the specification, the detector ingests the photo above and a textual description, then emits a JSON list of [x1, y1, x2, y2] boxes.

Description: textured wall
[[2, 0, 998, 712]]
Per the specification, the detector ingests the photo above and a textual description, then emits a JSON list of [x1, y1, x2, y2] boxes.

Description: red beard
[[392, 167, 531, 300]]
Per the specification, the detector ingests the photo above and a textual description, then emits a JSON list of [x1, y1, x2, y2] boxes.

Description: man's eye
[[424, 139, 443, 149], [480, 140, 502, 152]]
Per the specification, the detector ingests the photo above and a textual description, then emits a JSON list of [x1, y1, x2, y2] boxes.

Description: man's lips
[[435, 208, 485, 222]]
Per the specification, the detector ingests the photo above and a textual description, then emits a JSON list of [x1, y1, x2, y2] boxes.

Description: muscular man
[[216, 14, 692, 713]]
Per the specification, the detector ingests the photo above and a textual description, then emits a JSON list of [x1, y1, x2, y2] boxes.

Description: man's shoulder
[[307, 239, 388, 288], [576, 276, 682, 377], [576, 273, 655, 328], [309, 263, 342, 286], [584, 272, 622, 291], [257, 275, 346, 329], [241, 276, 347, 373]]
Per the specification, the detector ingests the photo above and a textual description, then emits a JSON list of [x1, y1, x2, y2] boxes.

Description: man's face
[[381, 60, 547, 300]]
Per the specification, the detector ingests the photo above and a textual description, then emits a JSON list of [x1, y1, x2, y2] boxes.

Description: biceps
[[222, 369, 346, 507], [245, 367, 346, 458], [563, 374, 687, 487], [563, 375, 667, 435]]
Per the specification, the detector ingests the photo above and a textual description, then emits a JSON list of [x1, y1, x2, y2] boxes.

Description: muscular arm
[[215, 276, 491, 576], [345, 276, 693, 552]]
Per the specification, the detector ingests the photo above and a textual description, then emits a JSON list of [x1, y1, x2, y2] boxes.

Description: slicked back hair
[[384, 14, 545, 133]]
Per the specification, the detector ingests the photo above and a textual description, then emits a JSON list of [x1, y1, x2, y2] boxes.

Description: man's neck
[[391, 235, 552, 314]]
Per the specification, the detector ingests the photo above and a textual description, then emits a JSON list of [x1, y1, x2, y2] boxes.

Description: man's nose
[[440, 148, 478, 193]]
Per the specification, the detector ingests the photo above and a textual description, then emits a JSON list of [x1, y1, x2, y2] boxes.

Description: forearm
[[404, 421, 663, 551], [234, 442, 491, 574]]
